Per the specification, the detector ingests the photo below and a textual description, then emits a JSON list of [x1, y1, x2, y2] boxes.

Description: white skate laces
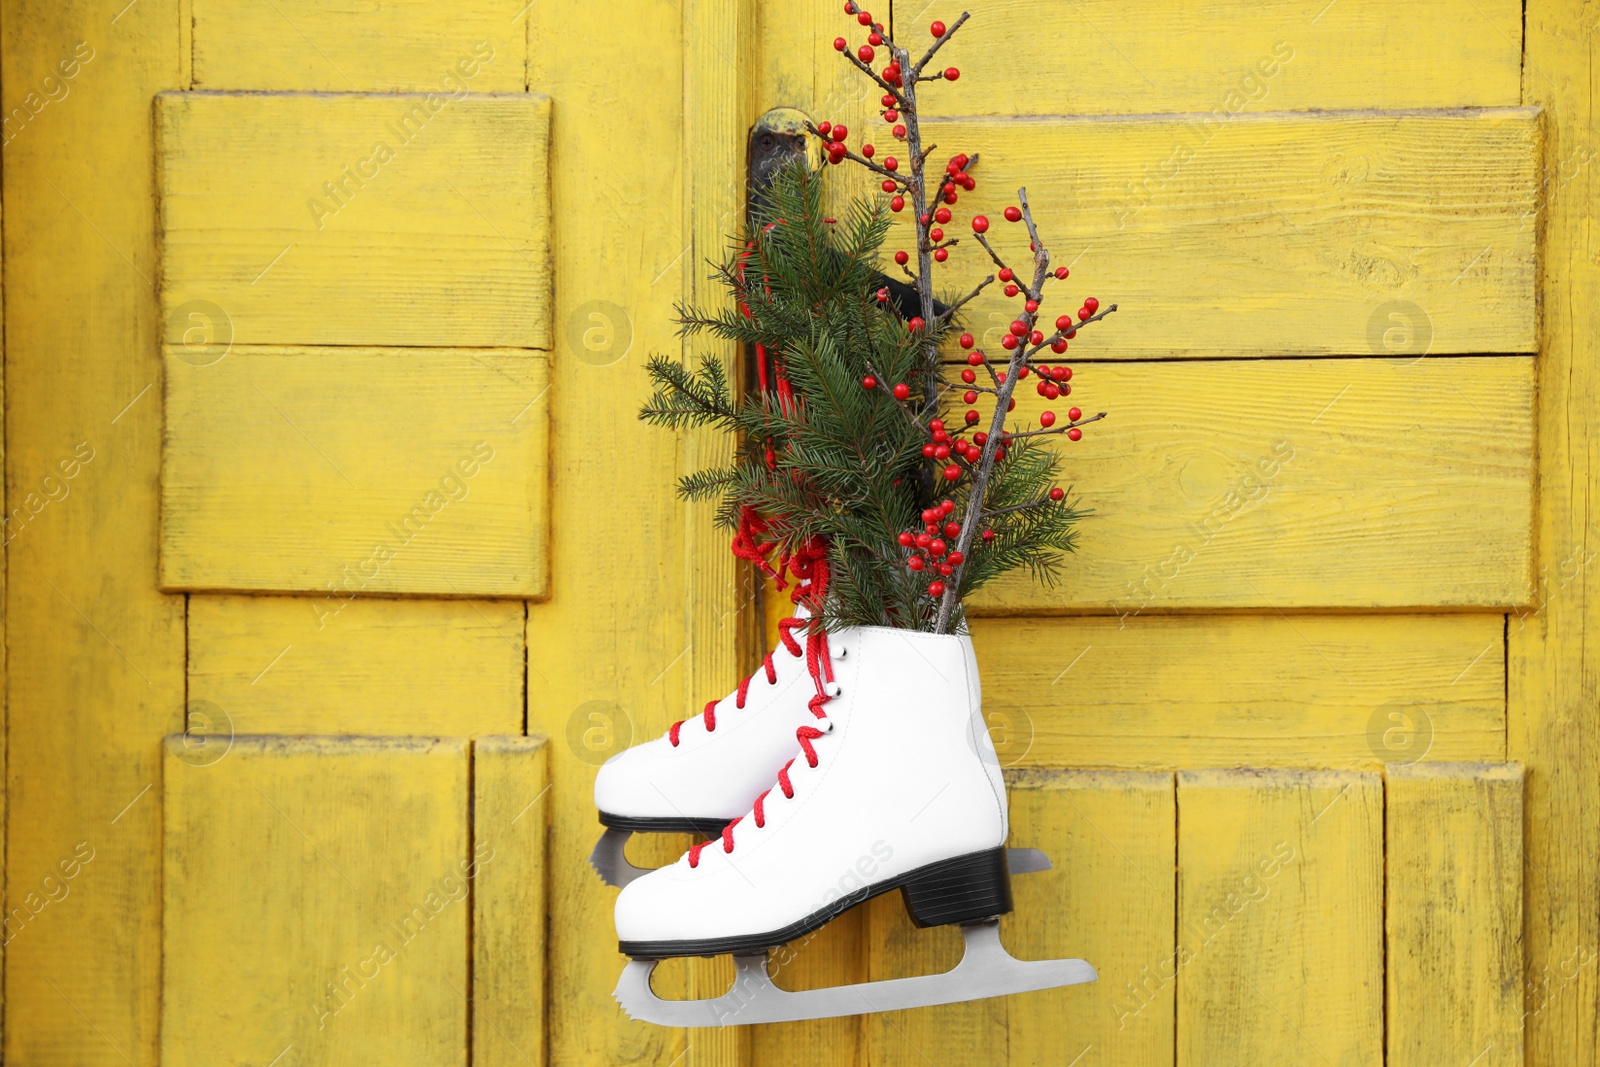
[[688, 622, 837, 868], [669, 615, 810, 747]]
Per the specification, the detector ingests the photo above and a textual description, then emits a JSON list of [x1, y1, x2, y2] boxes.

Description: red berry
[[959, 332, 975, 349], [1025, 300, 1039, 313], [961, 368, 976, 383], [922, 507, 939, 522], [869, 31, 883, 44], [832, 124, 848, 141], [1010, 320, 1028, 336], [922, 443, 936, 457], [863, 143, 875, 158], [941, 500, 955, 514], [941, 523, 958, 540], [1004, 206, 1022, 222], [1007, 398, 1016, 411], [1061, 383, 1071, 395], [1049, 487, 1065, 501], [981, 529, 996, 543], [893, 124, 906, 138], [944, 188, 958, 205], [934, 248, 948, 262], [1051, 340, 1068, 353], [998, 267, 1013, 281], [930, 19, 946, 35], [944, 66, 960, 80], [884, 109, 899, 122], [882, 179, 897, 192], [1030, 330, 1044, 345], [884, 156, 899, 171], [929, 227, 943, 241], [934, 207, 952, 224], [885, 66, 902, 86], [858, 44, 875, 61], [934, 445, 950, 460], [1004, 285, 1019, 297], [1084, 297, 1099, 314], [967, 351, 984, 366], [891, 196, 905, 211], [1018, 366, 1031, 378], [963, 389, 978, 403], [895, 250, 909, 265], [971, 215, 989, 233], [944, 465, 962, 481], [964, 409, 981, 424], [996, 370, 1007, 382], [928, 581, 946, 597], [862, 375, 877, 389], [1056, 316, 1072, 331], [1078, 307, 1090, 321], [1040, 411, 1056, 428], [930, 539, 947, 556], [893, 382, 910, 400], [908, 316, 925, 332], [857, 10, 872, 24], [1067, 428, 1082, 441], [1044, 383, 1060, 400], [974, 431, 987, 445], [916, 533, 932, 548], [898, 531, 914, 547], [882, 93, 896, 106], [1001, 335, 1018, 350], [1055, 267, 1069, 279], [909, 556, 925, 572], [948, 551, 964, 565], [938, 562, 953, 576], [844, 1, 854, 10], [1068, 407, 1082, 420], [833, 36, 848, 50], [1036, 381, 1048, 397]]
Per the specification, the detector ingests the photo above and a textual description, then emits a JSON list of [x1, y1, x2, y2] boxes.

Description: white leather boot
[[615, 625, 1010, 953], [589, 608, 838, 887]]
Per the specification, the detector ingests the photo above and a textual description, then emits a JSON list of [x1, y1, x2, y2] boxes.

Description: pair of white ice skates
[[592, 611, 1096, 1026]]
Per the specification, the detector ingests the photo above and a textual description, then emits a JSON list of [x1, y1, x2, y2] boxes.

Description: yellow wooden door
[[0, 0, 1592, 1065]]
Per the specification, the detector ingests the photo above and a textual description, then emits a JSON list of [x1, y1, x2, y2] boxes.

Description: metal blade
[[1005, 847, 1052, 875], [589, 828, 653, 889], [614, 920, 1096, 1027]]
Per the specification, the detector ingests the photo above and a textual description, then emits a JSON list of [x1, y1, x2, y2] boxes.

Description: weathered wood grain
[[1006, 769, 1177, 1067], [2, 3, 185, 1063], [161, 346, 550, 596], [970, 614, 1506, 769], [967, 357, 1534, 612], [187, 594, 524, 736], [927, 0, 1522, 115], [157, 91, 552, 349], [474, 736, 550, 1067], [1511, 3, 1600, 1065], [1175, 769, 1382, 1066], [1386, 762, 1524, 1067], [191, 0, 528, 92], [906, 109, 1538, 358], [162, 736, 471, 1066]]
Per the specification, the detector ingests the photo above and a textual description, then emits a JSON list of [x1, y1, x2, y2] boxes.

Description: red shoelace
[[668, 615, 810, 747], [689, 618, 835, 868]]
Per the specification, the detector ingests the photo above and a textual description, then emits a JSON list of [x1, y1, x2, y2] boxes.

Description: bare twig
[[910, 11, 972, 77], [936, 274, 995, 321]]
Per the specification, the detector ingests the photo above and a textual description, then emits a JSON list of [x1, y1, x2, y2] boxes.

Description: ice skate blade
[[589, 828, 652, 889], [614, 921, 1095, 1027], [592, 832, 1050, 890]]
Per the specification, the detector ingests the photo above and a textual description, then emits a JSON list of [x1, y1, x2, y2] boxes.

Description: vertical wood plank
[[162, 737, 470, 1066], [1514, 2, 1600, 1065], [1176, 769, 1382, 1067], [1386, 762, 1524, 1067], [524, 1, 692, 1063], [1005, 769, 1175, 1067], [474, 736, 550, 1067], [2, 3, 184, 1064]]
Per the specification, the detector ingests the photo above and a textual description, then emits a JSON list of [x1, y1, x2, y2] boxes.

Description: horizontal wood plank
[[187, 595, 524, 735], [1387, 762, 1525, 1067], [909, 109, 1538, 358], [967, 357, 1533, 611], [969, 614, 1506, 769], [192, 1, 526, 92], [162, 736, 470, 1066], [157, 91, 551, 349], [1176, 769, 1383, 1067], [926, 1, 1522, 115], [161, 347, 550, 596]]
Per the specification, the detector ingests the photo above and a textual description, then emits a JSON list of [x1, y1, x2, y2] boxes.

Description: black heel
[[900, 847, 1013, 928]]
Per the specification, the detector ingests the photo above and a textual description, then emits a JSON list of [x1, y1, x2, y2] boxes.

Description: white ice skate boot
[[611, 626, 1096, 1026], [590, 609, 836, 887]]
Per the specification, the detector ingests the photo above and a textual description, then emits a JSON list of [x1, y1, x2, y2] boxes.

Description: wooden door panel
[[157, 90, 552, 349], [906, 109, 1538, 359], [161, 346, 550, 595], [966, 356, 1533, 612], [921, 0, 1522, 114]]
